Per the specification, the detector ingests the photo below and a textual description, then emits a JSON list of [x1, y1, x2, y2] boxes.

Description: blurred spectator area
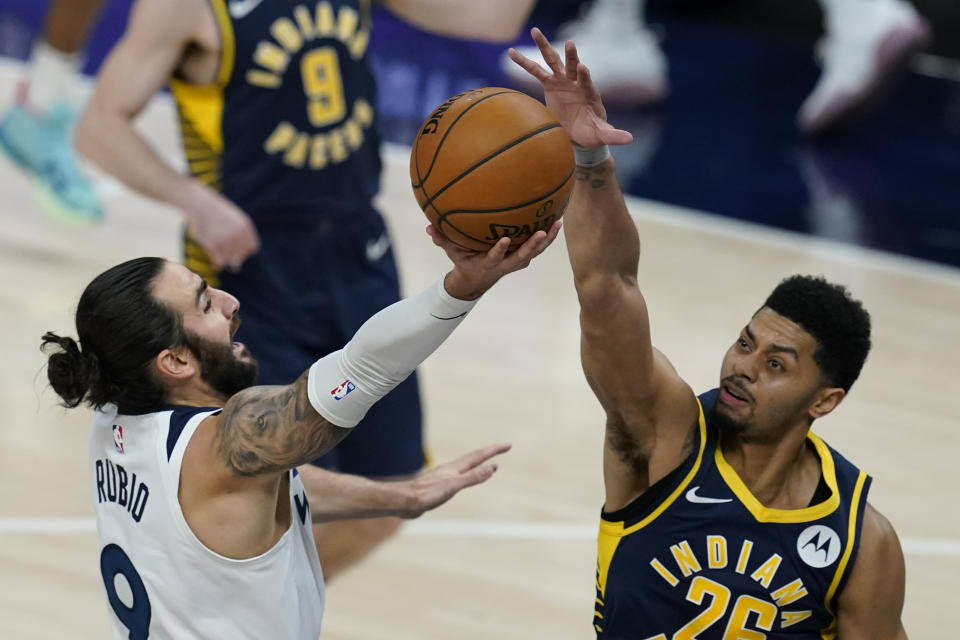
[[532, 0, 960, 61]]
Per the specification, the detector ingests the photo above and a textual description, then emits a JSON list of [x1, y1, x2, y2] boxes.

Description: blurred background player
[[75, 0, 538, 581], [0, 0, 104, 224], [503, 0, 930, 135]]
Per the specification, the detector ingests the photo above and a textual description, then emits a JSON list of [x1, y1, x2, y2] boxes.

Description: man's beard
[[184, 331, 259, 400], [708, 404, 749, 436]]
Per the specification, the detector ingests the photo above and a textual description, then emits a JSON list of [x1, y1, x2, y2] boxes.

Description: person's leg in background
[[799, 0, 930, 135], [502, 0, 929, 135], [501, 0, 668, 106], [307, 211, 423, 582], [0, 0, 105, 224]]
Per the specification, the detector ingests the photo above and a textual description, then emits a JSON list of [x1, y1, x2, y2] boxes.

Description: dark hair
[[762, 275, 871, 392], [41, 257, 185, 414]]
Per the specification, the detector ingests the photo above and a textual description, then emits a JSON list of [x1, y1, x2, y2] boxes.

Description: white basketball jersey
[[89, 404, 325, 639]]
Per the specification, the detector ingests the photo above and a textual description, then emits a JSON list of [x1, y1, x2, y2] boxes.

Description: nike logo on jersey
[[365, 233, 391, 262], [685, 486, 733, 504], [228, 0, 264, 19]]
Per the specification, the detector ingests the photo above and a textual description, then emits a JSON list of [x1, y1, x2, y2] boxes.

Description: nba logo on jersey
[[330, 379, 355, 401], [112, 424, 125, 453]]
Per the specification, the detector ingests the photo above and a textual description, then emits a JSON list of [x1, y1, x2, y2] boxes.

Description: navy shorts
[[218, 209, 424, 477]]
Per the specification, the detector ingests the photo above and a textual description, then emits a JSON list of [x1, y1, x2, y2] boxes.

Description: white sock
[[23, 40, 81, 113], [817, 0, 898, 34]]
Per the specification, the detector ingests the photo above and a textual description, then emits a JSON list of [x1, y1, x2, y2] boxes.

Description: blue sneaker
[[0, 102, 103, 225]]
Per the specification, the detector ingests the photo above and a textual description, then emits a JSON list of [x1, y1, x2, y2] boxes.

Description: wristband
[[572, 143, 611, 167]]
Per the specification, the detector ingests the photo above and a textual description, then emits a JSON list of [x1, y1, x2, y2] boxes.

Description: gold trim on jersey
[[170, 83, 222, 286], [169, 0, 234, 287], [168, 0, 234, 160], [600, 402, 709, 536], [184, 231, 220, 287], [209, 0, 235, 87], [171, 81, 225, 168], [818, 469, 868, 640], [596, 398, 709, 605], [714, 431, 840, 523]]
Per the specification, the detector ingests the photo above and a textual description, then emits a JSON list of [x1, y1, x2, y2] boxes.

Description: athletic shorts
[[216, 208, 425, 477]]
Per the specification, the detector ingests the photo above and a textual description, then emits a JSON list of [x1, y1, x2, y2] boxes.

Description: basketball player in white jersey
[[40, 223, 559, 639]]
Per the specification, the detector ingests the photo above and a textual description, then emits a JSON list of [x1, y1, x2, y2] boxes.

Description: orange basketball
[[410, 87, 574, 252]]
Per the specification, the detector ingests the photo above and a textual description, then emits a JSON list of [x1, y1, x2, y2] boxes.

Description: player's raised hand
[[507, 27, 633, 149], [178, 180, 261, 270], [427, 221, 562, 300]]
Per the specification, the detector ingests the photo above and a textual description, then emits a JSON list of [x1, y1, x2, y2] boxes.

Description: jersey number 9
[[100, 544, 152, 639], [301, 47, 346, 127]]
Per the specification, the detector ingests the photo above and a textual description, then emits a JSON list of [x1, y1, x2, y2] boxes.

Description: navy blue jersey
[[594, 389, 871, 639], [171, 0, 380, 221]]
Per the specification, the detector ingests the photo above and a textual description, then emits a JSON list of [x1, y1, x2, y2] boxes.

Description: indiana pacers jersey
[[89, 404, 324, 639], [171, 0, 380, 218], [594, 389, 871, 639]]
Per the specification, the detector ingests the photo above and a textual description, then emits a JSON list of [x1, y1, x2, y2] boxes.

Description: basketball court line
[[1, 516, 957, 557]]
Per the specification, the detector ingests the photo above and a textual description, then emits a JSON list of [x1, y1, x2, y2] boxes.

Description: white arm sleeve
[[306, 277, 477, 428]]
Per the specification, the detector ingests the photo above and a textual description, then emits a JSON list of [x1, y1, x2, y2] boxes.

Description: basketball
[[409, 87, 574, 252]]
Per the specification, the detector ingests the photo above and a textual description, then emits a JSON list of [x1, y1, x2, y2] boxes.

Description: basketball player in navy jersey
[[510, 29, 907, 639], [75, 0, 537, 580], [41, 222, 558, 638]]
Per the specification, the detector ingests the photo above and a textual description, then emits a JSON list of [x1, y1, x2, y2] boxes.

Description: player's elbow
[[574, 271, 637, 308], [75, 105, 103, 161], [75, 101, 119, 167]]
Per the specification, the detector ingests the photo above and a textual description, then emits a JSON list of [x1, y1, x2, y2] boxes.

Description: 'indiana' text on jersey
[[594, 389, 871, 639], [171, 0, 380, 218]]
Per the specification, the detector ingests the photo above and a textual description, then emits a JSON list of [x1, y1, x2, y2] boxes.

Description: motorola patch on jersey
[[796, 524, 841, 568]]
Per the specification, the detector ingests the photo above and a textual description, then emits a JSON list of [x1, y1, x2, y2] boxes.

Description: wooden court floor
[[1, 79, 958, 638]]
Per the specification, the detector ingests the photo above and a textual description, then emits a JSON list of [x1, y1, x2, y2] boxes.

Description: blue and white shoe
[[0, 101, 103, 225]]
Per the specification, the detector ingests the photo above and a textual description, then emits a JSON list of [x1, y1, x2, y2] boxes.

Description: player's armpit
[[579, 279, 696, 444], [216, 371, 351, 477], [836, 503, 908, 640]]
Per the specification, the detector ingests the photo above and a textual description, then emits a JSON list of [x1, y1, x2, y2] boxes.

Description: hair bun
[[41, 331, 98, 408]]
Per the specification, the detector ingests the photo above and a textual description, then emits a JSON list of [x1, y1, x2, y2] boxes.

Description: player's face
[[152, 262, 258, 394], [182, 330, 259, 399], [713, 307, 825, 437]]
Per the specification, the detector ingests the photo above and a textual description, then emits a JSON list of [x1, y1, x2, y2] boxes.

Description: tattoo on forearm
[[575, 165, 608, 189], [218, 371, 351, 476]]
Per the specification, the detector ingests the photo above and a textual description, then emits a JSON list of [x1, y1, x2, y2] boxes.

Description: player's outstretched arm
[[836, 503, 909, 639], [297, 443, 510, 521], [214, 228, 559, 477], [508, 30, 697, 502], [215, 375, 351, 477]]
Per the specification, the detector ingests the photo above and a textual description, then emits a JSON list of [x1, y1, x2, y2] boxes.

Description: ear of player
[[410, 87, 574, 252]]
